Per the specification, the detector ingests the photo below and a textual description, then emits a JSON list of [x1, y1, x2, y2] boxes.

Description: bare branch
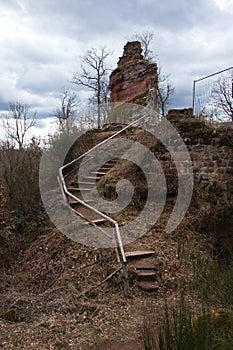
[[54, 89, 79, 134], [72, 46, 112, 128], [157, 66, 175, 116], [211, 77, 233, 121], [130, 30, 155, 61], [1, 101, 36, 149]]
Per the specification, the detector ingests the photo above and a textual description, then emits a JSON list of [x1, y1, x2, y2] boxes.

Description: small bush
[[143, 295, 233, 350], [0, 142, 42, 218]]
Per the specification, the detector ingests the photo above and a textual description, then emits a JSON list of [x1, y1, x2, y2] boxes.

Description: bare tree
[[157, 67, 175, 116], [54, 89, 79, 133], [130, 30, 154, 61], [212, 77, 233, 121], [2, 101, 36, 149], [72, 46, 112, 128]]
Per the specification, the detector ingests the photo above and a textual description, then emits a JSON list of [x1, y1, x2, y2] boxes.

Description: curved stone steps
[[127, 253, 160, 292]]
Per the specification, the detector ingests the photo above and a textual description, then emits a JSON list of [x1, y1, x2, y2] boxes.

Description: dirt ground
[[0, 203, 195, 349], [90, 338, 143, 350], [0, 141, 213, 350]]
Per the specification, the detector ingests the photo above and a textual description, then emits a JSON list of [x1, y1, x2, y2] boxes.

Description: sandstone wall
[[157, 144, 233, 194], [189, 145, 233, 189], [157, 116, 233, 193]]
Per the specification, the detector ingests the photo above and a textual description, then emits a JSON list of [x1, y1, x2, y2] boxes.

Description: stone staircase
[[59, 117, 158, 294], [65, 148, 159, 292], [67, 156, 122, 227], [126, 252, 159, 292]]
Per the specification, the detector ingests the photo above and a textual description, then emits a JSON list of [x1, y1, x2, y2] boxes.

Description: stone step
[[135, 271, 156, 282], [138, 281, 159, 292], [134, 261, 156, 270]]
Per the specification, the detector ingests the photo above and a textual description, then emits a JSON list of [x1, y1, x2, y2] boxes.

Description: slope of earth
[[0, 120, 232, 349], [0, 215, 199, 349]]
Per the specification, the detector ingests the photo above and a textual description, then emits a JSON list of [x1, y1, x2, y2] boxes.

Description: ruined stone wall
[[109, 41, 158, 109], [189, 145, 233, 189], [151, 118, 233, 195], [109, 42, 232, 191], [158, 145, 233, 193]]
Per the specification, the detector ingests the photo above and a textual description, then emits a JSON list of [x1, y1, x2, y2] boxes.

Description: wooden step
[[105, 159, 119, 164], [82, 218, 108, 225], [67, 187, 92, 192], [114, 154, 125, 157], [125, 250, 155, 259], [91, 171, 108, 175], [68, 198, 94, 205], [101, 163, 113, 167], [82, 176, 102, 180], [77, 181, 95, 186], [99, 166, 112, 170], [70, 181, 94, 185]]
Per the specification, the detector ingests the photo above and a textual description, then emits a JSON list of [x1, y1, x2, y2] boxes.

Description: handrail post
[[123, 262, 129, 295]]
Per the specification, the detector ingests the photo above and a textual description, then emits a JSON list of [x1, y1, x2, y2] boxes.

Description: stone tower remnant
[[109, 41, 158, 110]]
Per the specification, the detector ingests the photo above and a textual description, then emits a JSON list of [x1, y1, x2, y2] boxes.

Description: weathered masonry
[[109, 41, 158, 109]]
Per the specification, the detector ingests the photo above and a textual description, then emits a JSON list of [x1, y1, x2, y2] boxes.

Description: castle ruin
[[109, 41, 158, 110]]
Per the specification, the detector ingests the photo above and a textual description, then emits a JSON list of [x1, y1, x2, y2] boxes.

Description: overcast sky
[[0, 0, 233, 137]]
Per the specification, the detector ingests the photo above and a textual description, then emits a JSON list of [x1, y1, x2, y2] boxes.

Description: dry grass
[[0, 125, 232, 349]]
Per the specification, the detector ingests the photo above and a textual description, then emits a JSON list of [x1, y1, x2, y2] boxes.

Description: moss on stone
[[127, 90, 149, 107], [106, 102, 143, 124], [0, 308, 20, 322]]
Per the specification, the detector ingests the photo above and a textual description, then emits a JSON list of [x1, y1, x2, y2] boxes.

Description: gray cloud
[[0, 0, 232, 129]]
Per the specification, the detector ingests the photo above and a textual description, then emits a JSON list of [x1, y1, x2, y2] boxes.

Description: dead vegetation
[[0, 212, 196, 349], [0, 123, 232, 349]]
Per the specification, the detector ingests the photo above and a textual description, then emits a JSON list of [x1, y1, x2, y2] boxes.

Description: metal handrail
[[58, 171, 125, 262], [58, 113, 149, 292], [60, 114, 147, 171]]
